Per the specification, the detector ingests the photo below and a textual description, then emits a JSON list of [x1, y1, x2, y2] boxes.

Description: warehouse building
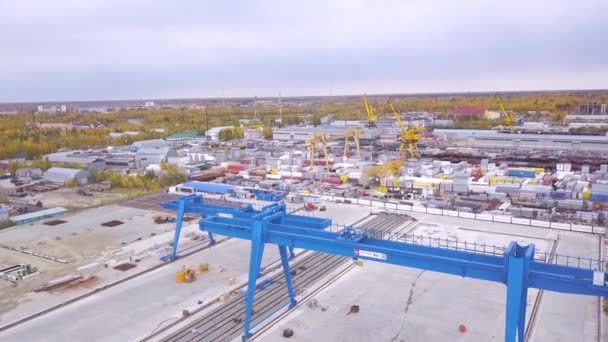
[[43, 167, 89, 185]]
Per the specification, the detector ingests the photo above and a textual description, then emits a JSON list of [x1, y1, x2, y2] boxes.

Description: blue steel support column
[[288, 246, 295, 259], [169, 197, 187, 261], [243, 220, 266, 341], [279, 245, 297, 308], [205, 220, 216, 245], [504, 243, 534, 342]]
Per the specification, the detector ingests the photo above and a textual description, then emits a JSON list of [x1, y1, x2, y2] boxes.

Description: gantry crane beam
[[363, 95, 377, 127], [495, 95, 516, 133], [343, 128, 361, 158], [166, 195, 608, 342], [306, 132, 329, 171], [386, 98, 423, 160]]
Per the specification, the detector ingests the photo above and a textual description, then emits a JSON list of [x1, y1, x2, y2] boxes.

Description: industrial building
[[43, 167, 89, 185], [9, 207, 67, 225]]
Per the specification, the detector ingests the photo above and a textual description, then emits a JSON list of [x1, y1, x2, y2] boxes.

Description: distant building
[[35, 122, 89, 130], [109, 131, 141, 139], [166, 130, 206, 142], [44, 152, 105, 171], [206, 126, 234, 142], [450, 107, 486, 118], [579, 103, 606, 114], [144, 101, 155, 107], [36, 105, 67, 114], [43, 167, 89, 185], [136, 147, 173, 166], [132, 139, 168, 149], [15, 168, 44, 180], [243, 128, 262, 140]]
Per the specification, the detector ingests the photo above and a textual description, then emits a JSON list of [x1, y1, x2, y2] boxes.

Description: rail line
[[155, 213, 411, 342]]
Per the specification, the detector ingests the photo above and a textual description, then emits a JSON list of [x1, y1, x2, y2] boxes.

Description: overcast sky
[[1, 0, 607, 102]]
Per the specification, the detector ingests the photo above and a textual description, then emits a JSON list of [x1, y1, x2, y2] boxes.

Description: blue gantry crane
[[164, 195, 608, 342]]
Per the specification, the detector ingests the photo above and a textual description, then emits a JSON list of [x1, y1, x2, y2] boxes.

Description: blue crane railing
[[164, 195, 608, 342]]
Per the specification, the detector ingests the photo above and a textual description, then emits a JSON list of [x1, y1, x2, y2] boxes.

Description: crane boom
[[386, 99, 408, 133]]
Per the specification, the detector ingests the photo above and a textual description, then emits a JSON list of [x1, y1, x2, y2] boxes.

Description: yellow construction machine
[[307, 132, 329, 171], [386, 98, 423, 160]]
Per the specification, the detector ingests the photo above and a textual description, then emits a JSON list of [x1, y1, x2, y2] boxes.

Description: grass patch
[[0, 220, 16, 230]]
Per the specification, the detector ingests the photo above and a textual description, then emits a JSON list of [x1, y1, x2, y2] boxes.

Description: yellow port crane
[[386, 98, 423, 160], [363, 95, 377, 127], [343, 128, 361, 158], [363, 159, 401, 194], [307, 132, 329, 171], [494, 95, 516, 133]]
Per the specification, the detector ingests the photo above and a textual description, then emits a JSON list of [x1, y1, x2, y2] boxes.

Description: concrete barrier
[[511, 218, 531, 226], [571, 224, 593, 233], [427, 208, 442, 215], [358, 199, 371, 206], [412, 206, 427, 213], [531, 220, 551, 228], [386, 202, 398, 209], [321, 195, 333, 202], [475, 214, 493, 221], [444, 210, 459, 217], [592, 226, 606, 234], [550, 222, 571, 230], [397, 204, 412, 211], [346, 197, 358, 204], [493, 215, 512, 223], [459, 212, 475, 219], [372, 201, 385, 208]]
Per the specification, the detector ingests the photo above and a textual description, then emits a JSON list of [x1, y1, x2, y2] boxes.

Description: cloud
[[0, 0, 607, 102]]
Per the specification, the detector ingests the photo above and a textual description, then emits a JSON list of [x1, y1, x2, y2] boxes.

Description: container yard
[[2, 106, 608, 342]]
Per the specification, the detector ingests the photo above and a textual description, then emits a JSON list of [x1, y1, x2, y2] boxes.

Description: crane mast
[[363, 95, 377, 127], [495, 95, 516, 133]]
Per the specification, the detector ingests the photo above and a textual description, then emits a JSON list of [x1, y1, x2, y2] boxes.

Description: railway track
[[155, 213, 410, 342]]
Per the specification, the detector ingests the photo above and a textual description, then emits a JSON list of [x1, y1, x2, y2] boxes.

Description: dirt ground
[[26, 188, 152, 210]]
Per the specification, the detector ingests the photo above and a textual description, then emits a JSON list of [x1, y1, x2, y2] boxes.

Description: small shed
[[10, 207, 67, 225], [15, 168, 44, 180]]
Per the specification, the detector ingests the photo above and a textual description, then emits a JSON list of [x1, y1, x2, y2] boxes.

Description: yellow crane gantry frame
[[386, 98, 423, 160], [363, 95, 377, 127], [307, 132, 329, 171], [343, 128, 361, 158], [494, 95, 516, 133]]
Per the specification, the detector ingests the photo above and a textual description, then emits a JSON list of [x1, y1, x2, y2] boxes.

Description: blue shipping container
[[508, 170, 536, 178], [590, 192, 608, 202], [550, 191, 567, 199]]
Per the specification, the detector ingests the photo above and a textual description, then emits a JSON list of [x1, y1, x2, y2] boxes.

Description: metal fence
[[314, 195, 607, 236], [327, 224, 606, 272]]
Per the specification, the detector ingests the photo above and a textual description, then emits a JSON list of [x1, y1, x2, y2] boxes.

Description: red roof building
[[450, 107, 486, 117]]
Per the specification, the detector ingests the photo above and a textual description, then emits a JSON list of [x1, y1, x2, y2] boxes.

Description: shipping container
[[550, 191, 567, 199], [507, 169, 536, 178], [590, 192, 608, 203]]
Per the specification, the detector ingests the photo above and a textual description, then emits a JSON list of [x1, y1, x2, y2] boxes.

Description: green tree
[[262, 127, 273, 139]]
